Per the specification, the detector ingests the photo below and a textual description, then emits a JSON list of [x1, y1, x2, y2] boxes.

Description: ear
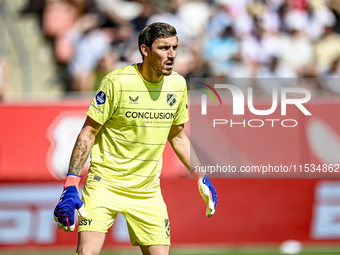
[[140, 44, 150, 58]]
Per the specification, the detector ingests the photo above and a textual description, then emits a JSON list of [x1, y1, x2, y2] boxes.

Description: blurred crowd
[[18, 0, 340, 95]]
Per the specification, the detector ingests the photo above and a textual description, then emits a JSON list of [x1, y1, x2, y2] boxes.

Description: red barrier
[[1, 179, 340, 247], [0, 100, 186, 181], [1, 98, 340, 247], [189, 99, 340, 178], [0, 100, 89, 181], [1, 98, 340, 181]]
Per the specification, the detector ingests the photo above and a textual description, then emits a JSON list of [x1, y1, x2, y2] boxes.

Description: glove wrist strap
[[191, 165, 204, 181], [64, 173, 81, 190]]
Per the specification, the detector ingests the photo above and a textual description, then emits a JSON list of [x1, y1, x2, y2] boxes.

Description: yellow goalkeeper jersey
[[86, 64, 188, 196]]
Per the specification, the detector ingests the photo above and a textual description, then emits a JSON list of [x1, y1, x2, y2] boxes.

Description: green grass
[[1, 247, 340, 255]]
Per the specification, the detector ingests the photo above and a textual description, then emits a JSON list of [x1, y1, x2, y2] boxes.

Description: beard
[[150, 59, 174, 77]]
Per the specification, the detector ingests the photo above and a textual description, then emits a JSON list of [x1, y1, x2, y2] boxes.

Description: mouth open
[[165, 62, 174, 68]]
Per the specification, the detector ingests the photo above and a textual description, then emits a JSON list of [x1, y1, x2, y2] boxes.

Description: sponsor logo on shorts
[[94, 175, 101, 181], [164, 218, 170, 238], [79, 219, 93, 226]]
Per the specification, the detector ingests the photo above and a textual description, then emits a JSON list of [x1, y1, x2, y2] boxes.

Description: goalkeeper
[[54, 22, 217, 255]]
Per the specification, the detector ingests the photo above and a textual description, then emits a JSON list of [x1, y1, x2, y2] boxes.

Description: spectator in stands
[[314, 25, 340, 74], [256, 56, 297, 95], [240, 22, 280, 77], [257, 56, 297, 78], [43, 0, 82, 61], [320, 58, 340, 94], [131, 0, 156, 33], [42, 0, 95, 91], [277, 12, 315, 77], [329, 0, 340, 33], [65, 17, 112, 92], [94, 0, 143, 27], [203, 24, 239, 77], [147, 0, 184, 41], [28, 0, 340, 95], [306, 0, 337, 41]]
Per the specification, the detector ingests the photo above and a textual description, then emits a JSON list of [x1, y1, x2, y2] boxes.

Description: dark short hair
[[138, 22, 177, 58]]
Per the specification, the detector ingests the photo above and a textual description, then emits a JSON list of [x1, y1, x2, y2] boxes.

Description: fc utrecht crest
[[167, 93, 177, 107]]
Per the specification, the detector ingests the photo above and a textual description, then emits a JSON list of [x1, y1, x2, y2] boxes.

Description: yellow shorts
[[78, 176, 170, 246]]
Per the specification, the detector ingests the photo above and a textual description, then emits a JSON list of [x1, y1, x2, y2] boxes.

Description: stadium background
[[1, 0, 340, 254]]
